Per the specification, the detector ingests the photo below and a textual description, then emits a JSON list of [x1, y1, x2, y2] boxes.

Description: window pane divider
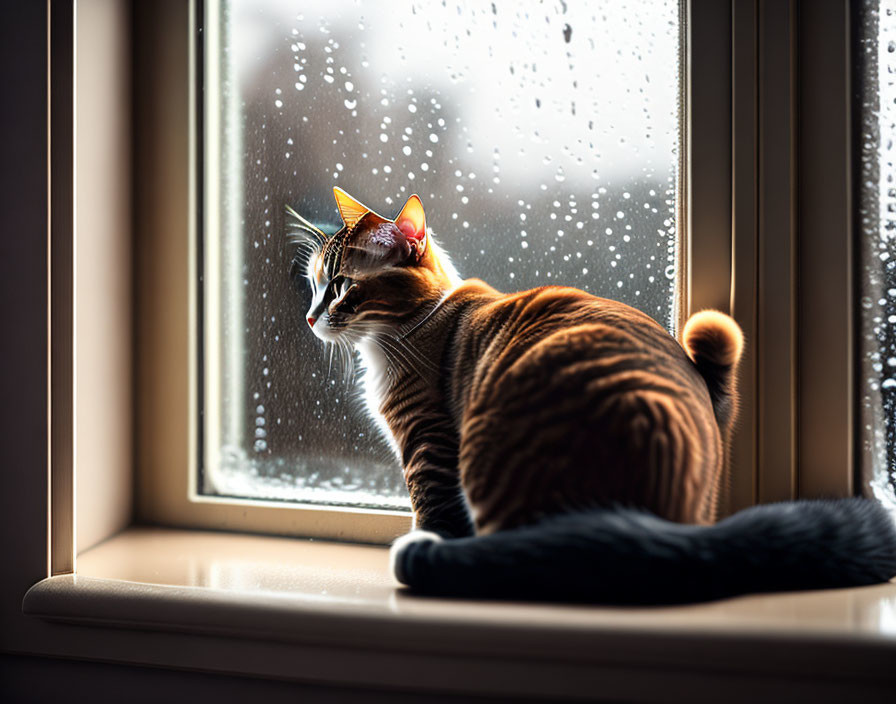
[[797, 0, 855, 499]]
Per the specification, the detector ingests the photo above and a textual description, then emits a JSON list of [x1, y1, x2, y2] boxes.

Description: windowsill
[[22, 526, 896, 700]]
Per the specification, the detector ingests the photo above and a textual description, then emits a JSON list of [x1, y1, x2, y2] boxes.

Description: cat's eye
[[328, 276, 356, 309], [328, 275, 353, 299]]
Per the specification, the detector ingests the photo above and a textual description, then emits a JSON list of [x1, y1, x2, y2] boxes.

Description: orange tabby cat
[[289, 188, 896, 603]]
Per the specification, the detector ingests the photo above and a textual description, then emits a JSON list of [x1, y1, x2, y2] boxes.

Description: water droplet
[[563, 24, 572, 43]]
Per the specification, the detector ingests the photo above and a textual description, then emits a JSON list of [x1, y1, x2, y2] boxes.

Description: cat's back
[[449, 281, 697, 401], [446, 281, 724, 531]]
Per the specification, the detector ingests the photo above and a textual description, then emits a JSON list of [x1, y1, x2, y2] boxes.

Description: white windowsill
[[22, 526, 896, 701]]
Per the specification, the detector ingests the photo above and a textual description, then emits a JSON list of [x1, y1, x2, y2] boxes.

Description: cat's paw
[[389, 530, 443, 585]]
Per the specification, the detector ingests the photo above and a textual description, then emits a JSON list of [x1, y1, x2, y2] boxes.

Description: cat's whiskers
[[284, 204, 328, 247], [369, 330, 440, 380], [369, 317, 441, 375], [350, 321, 417, 380], [290, 240, 320, 264], [397, 292, 451, 342], [376, 339, 418, 377], [391, 336, 440, 376], [316, 325, 363, 385], [367, 340, 401, 377], [339, 333, 359, 381]]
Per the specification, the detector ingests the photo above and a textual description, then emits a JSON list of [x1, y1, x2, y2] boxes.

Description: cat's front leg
[[399, 416, 475, 539], [404, 456, 474, 538]]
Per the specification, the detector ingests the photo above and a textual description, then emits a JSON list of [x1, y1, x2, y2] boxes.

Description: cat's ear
[[395, 194, 427, 256], [333, 187, 382, 231]]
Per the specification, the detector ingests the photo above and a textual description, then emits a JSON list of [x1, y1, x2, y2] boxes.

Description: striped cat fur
[[291, 188, 896, 603]]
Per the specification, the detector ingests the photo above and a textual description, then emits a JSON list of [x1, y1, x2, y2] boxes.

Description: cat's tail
[[682, 310, 743, 432], [390, 498, 896, 604]]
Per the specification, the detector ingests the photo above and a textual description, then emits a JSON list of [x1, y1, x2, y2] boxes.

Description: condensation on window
[[201, 0, 682, 508], [857, 0, 896, 513]]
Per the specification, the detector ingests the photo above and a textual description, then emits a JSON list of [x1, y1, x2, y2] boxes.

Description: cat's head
[[288, 187, 460, 345]]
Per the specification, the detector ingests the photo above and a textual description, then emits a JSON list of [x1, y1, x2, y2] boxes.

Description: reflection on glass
[[857, 0, 896, 513], [202, 0, 682, 508]]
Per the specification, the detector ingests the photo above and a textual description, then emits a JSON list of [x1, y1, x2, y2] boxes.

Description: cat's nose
[[307, 316, 316, 328]]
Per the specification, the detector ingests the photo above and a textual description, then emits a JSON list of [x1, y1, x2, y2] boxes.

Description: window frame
[[133, 0, 858, 544], [3, 0, 887, 695]]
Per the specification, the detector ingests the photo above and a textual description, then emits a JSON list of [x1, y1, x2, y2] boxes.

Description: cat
[[288, 187, 896, 603]]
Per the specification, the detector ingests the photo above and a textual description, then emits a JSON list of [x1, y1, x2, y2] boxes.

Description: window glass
[[857, 0, 896, 512], [201, 0, 682, 508]]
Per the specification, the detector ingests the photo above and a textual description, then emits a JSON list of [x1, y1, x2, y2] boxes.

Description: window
[[857, 0, 896, 513], [135, 1, 867, 542], [13, 4, 896, 697], [200, 0, 683, 512]]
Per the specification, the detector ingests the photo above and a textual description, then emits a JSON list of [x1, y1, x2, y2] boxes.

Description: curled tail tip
[[683, 309, 744, 369]]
